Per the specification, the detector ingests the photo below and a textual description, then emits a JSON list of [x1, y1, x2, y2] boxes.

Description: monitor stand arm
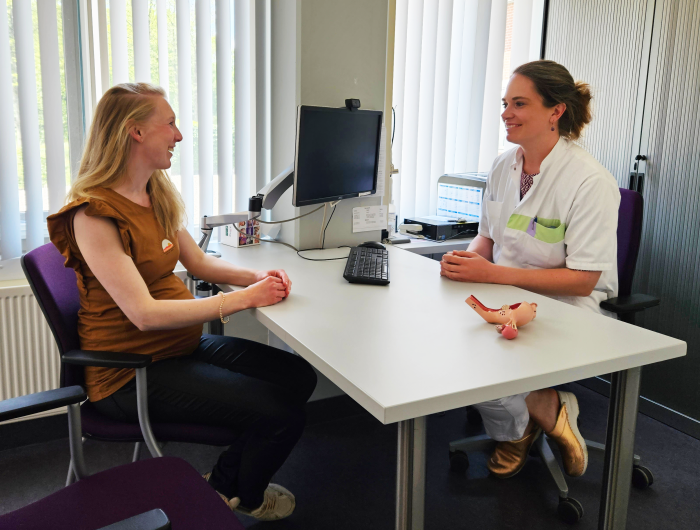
[[193, 165, 294, 315], [197, 164, 295, 254]]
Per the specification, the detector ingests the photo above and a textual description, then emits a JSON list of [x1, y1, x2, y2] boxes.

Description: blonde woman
[[48, 83, 316, 521], [441, 61, 620, 479]]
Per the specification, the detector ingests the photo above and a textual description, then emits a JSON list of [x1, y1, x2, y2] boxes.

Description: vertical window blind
[[0, 0, 253, 262], [82, 0, 244, 237], [392, 0, 544, 221], [0, 0, 71, 261]]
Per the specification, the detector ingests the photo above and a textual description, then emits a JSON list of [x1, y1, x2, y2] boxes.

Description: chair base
[[449, 434, 648, 523]]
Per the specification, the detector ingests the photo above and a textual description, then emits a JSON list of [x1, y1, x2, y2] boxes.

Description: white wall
[[270, 0, 300, 246], [296, 0, 389, 250], [268, 0, 390, 250], [254, 0, 391, 400]]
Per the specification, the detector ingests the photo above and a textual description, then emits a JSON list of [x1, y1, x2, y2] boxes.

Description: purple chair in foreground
[[21, 243, 239, 483], [448, 188, 660, 524], [0, 386, 243, 529]]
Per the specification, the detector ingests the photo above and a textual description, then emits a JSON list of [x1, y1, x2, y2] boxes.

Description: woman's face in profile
[[138, 96, 183, 170], [501, 74, 555, 146]]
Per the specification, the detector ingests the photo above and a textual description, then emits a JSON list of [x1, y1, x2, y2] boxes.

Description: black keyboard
[[343, 247, 390, 285]]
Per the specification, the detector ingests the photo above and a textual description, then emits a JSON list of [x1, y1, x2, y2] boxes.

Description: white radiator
[[0, 284, 61, 423], [0, 273, 196, 424]]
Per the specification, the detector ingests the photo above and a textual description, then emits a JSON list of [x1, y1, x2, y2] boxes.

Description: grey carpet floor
[[1, 382, 699, 529]]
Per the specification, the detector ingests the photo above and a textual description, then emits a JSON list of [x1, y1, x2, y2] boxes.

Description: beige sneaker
[[236, 484, 296, 521], [202, 472, 241, 510]]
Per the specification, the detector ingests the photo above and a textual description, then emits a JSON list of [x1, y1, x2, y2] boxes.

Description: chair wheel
[[449, 450, 470, 474], [466, 407, 483, 426], [558, 497, 584, 524], [632, 465, 654, 489]]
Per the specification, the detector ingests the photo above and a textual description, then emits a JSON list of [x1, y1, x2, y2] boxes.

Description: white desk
[[214, 242, 685, 530]]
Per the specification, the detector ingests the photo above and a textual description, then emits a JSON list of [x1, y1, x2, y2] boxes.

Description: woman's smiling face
[[138, 96, 183, 170], [501, 73, 564, 146]]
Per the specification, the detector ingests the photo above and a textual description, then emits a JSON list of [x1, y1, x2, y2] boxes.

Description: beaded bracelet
[[218, 291, 230, 324]]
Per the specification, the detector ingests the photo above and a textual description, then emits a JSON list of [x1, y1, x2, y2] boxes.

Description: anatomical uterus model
[[466, 295, 538, 340]]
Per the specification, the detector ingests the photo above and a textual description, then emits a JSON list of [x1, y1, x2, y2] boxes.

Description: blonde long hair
[[67, 83, 186, 237]]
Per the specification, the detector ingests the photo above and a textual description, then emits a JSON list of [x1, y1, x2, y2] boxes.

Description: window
[[0, 0, 255, 263], [85, 0, 235, 237], [0, 0, 71, 259], [391, 0, 544, 221]]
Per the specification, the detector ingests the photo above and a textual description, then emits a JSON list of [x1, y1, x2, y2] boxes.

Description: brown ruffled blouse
[[47, 188, 202, 401]]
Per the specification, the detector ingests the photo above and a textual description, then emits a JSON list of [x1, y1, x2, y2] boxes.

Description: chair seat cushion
[[0, 456, 244, 530], [81, 401, 238, 446]]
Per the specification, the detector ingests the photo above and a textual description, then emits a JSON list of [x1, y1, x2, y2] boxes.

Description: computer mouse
[[358, 241, 386, 250]]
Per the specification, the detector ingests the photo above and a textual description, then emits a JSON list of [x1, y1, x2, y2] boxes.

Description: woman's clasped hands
[[440, 250, 495, 283], [244, 269, 292, 308]]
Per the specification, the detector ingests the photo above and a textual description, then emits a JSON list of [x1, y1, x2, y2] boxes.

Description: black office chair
[[0, 386, 244, 529], [448, 188, 659, 523]]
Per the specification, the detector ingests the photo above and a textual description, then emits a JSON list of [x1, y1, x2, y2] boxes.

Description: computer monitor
[[293, 105, 383, 207]]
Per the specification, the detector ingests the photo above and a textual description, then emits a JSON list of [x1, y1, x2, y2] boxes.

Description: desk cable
[[248, 200, 340, 250], [229, 220, 299, 252], [321, 202, 340, 249], [296, 246, 351, 262], [229, 214, 351, 262], [254, 204, 325, 224]]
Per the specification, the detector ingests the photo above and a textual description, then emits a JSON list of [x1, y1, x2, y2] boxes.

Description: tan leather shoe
[[546, 391, 588, 477], [487, 422, 542, 478]]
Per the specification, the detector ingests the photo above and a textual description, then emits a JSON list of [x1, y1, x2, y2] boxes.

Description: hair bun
[[575, 81, 592, 105]]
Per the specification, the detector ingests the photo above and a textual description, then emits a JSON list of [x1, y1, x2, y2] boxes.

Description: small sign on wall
[[352, 205, 387, 233]]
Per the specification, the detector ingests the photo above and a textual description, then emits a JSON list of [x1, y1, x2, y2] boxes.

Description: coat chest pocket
[[504, 216, 566, 269]]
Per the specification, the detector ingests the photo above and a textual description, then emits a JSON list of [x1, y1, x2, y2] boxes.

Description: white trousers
[[473, 392, 531, 442]]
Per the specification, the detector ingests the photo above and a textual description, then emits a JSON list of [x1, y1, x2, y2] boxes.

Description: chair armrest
[[600, 294, 660, 314], [97, 509, 170, 530], [63, 350, 152, 369], [0, 386, 86, 423]]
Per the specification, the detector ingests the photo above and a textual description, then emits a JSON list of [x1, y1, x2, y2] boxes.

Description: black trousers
[[92, 334, 317, 508]]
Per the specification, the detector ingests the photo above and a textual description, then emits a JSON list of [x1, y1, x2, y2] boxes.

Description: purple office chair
[[600, 188, 659, 322], [448, 188, 660, 524], [0, 386, 243, 530], [21, 243, 239, 484]]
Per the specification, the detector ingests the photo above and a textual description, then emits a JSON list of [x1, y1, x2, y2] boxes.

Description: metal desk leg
[[396, 416, 427, 530], [599, 367, 642, 530]]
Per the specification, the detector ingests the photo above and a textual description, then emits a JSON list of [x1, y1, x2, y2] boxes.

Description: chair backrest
[[617, 188, 644, 297], [21, 243, 84, 388]]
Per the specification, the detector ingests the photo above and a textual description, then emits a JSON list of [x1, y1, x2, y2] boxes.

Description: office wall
[[546, 0, 700, 438], [270, 0, 300, 245], [546, 0, 649, 188], [295, 0, 390, 250], [264, 0, 390, 400], [631, 0, 700, 431]]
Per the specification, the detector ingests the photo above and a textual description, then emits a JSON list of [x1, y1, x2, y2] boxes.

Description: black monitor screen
[[293, 106, 383, 207]]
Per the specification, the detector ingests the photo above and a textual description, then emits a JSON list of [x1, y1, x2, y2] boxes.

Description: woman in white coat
[[441, 60, 620, 479]]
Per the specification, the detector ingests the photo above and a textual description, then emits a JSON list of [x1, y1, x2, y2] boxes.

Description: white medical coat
[[478, 138, 620, 315]]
